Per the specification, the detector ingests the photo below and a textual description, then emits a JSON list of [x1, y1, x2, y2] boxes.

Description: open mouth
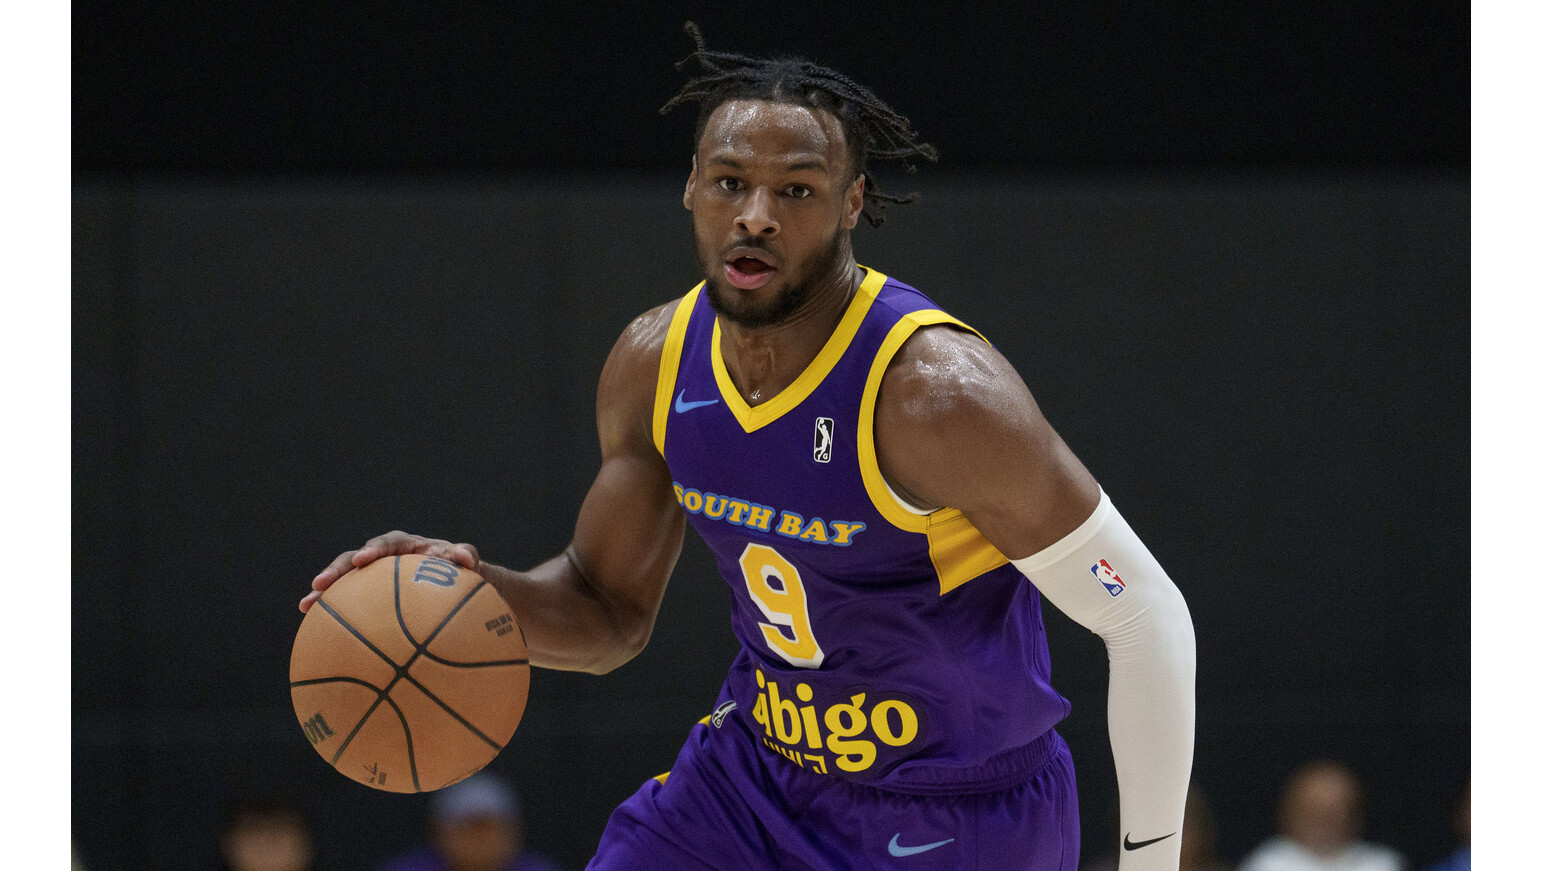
[[724, 250, 778, 290], [731, 256, 772, 274]]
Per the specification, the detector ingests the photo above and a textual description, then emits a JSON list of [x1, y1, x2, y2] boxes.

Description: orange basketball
[[290, 554, 530, 793]]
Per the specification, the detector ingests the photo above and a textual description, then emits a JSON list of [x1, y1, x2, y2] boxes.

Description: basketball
[[289, 554, 530, 793]]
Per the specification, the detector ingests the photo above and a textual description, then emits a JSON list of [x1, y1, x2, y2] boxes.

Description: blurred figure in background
[[1421, 779, 1469, 871], [1179, 784, 1231, 871], [378, 772, 560, 871], [1238, 760, 1404, 871], [218, 794, 316, 871]]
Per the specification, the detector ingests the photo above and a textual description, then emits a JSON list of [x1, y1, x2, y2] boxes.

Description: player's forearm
[[479, 549, 654, 675], [1011, 488, 1196, 871], [1102, 586, 1196, 871]]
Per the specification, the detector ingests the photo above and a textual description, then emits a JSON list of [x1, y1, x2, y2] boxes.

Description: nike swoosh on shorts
[[887, 834, 956, 857]]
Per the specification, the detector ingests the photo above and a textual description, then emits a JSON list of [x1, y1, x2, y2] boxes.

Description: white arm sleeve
[[1010, 487, 1196, 871]]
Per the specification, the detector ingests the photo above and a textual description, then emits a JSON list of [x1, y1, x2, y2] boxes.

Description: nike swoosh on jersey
[[674, 390, 720, 413], [1124, 832, 1177, 851], [888, 834, 956, 857]]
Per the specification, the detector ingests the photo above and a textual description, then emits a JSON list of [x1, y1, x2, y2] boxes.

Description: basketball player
[[304, 24, 1195, 871]]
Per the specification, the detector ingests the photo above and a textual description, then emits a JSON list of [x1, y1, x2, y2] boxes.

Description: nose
[[735, 188, 779, 237]]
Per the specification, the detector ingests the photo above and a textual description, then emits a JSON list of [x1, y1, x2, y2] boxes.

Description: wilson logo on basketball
[[412, 557, 460, 587], [301, 712, 334, 745]]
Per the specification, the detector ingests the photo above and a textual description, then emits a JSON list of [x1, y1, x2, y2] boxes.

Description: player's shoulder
[[615, 296, 686, 358], [597, 295, 690, 413], [870, 312, 1070, 517], [877, 321, 1030, 430], [603, 294, 693, 377]]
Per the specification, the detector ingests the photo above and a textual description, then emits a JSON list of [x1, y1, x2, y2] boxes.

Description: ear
[[683, 155, 698, 211], [841, 174, 866, 230]]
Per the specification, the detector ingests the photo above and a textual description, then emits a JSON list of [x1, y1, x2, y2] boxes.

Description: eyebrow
[[705, 155, 830, 174]]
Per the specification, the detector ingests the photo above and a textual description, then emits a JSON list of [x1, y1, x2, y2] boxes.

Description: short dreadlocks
[[660, 22, 939, 228]]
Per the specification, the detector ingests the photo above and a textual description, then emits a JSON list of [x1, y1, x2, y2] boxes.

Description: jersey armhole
[[857, 310, 981, 531], [651, 286, 703, 455], [857, 312, 1013, 594]]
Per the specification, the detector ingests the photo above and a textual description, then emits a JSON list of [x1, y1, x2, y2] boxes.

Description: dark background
[[72, 3, 1469, 871]]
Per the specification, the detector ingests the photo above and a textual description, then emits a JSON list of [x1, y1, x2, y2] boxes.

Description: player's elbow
[[1166, 596, 1197, 683], [581, 609, 656, 675], [1103, 585, 1196, 679], [583, 638, 650, 676]]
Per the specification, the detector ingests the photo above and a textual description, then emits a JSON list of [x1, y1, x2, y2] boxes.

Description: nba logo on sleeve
[[814, 417, 834, 463], [1091, 559, 1126, 597]]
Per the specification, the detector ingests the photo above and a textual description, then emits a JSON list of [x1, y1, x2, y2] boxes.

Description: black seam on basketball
[[418, 579, 490, 650], [400, 669, 505, 751], [398, 576, 508, 750], [329, 688, 388, 766], [416, 651, 531, 668], [393, 555, 421, 647], [377, 686, 423, 792], [317, 597, 402, 670], [289, 675, 386, 690], [390, 575, 484, 681], [411, 581, 516, 747], [393, 564, 482, 659], [328, 681, 420, 791]]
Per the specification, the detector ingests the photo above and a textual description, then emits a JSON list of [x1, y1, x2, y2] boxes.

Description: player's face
[[684, 99, 865, 329]]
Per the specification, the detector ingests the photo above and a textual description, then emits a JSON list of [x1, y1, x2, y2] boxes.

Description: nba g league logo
[[814, 417, 834, 464]]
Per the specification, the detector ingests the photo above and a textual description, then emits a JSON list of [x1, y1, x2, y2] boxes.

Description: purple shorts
[[587, 702, 1079, 871]]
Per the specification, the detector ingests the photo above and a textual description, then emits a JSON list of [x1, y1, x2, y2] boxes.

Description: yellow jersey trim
[[710, 267, 888, 434], [856, 310, 1012, 595], [651, 285, 703, 455]]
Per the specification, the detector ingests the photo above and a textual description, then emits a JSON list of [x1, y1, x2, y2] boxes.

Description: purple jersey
[[652, 267, 1071, 794]]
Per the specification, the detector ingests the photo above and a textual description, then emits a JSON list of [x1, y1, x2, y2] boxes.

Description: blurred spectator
[[377, 772, 560, 871], [1421, 780, 1469, 871], [1238, 760, 1404, 871], [218, 794, 316, 871]]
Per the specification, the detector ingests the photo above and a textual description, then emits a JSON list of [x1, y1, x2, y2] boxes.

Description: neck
[[717, 255, 863, 407]]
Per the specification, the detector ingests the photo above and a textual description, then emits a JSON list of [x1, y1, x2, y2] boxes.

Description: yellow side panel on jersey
[[710, 267, 887, 434], [926, 511, 1012, 595], [652, 286, 704, 455], [856, 310, 1011, 595]]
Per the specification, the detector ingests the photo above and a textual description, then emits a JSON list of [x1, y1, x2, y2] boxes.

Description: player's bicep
[[956, 417, 1099, 561], [569, 301, 688, 620], [570, 448, 686, 615]]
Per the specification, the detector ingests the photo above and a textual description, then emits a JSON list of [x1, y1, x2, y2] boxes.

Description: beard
[[697, 226, 847, 330]]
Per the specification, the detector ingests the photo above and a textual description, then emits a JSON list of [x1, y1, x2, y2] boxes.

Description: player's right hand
[[300, 531, 481, 613]]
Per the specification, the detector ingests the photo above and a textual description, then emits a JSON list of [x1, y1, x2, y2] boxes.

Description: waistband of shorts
[[865, 728, 1065, 796]]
